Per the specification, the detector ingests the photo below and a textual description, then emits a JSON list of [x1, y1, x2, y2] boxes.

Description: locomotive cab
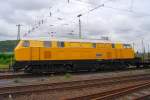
[[13, 40, 43, 71]]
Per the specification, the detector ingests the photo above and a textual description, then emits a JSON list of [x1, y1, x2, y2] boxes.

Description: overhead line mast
[[77, 4, 104, 39], [16, 24, 23, 40], [77, 14, 82, 39]]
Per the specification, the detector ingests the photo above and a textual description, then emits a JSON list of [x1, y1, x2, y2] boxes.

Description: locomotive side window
[[23, 41, 30, 47], [44, 41, 51, 48], [124, 44, 131, 48], [57, 42, 64, 48], [93, 43, 96, 48], [112, 44, 115, 48]]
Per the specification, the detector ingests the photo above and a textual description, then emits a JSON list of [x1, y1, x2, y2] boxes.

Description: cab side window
[[44, 41, 51, 48], [23, 41, 30, 47], [124, 44, 131, 48], [57, 42, 64, 48], [112, 44, 115, 48], [93, 43, 96, 48]]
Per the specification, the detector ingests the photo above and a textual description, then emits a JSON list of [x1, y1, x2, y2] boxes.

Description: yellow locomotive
[[13, 39, 135, 73]]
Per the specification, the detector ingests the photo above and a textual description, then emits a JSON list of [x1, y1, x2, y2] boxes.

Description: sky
[[0, 0, 150, 51]]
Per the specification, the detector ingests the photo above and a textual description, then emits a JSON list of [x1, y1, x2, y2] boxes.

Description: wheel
[[65, 64, 73, 72]]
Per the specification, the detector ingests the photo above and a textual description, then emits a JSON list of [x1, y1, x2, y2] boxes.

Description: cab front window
[[23, 41, 30, 47], [44, 41, 51, 48], [57, 42, 64, 48]]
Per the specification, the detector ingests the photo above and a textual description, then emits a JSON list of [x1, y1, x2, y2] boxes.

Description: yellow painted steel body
[[15, 40, 135, 61]]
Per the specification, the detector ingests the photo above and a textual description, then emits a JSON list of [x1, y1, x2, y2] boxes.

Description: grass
[[0, 53, 14, 63], [0, 64, 9, 69], [64, 73, 72, 79], [13, 78, 22, 83], [144, 69, 150, 73]]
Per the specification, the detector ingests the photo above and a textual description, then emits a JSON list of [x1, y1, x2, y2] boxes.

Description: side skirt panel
[[13, 59, 137, 73]]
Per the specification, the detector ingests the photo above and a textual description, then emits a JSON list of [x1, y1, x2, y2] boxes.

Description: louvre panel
[[44, 51, 51, 59]]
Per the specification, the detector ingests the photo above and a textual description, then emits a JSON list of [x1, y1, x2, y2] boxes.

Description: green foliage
[[0, 40, 18, 66], [0, 53, 14, 65], [0, 40, 19, 53]]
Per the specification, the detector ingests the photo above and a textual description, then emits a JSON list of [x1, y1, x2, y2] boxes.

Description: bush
[[0, 53, 14, 65], [0, 58, 4, 64]]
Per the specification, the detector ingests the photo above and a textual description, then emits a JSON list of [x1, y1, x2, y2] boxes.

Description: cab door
[[115, 44, 123, 59], [30, 47, 40, 61]]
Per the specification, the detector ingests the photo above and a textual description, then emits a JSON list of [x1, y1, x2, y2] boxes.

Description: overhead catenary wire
[[75, 0, 150, 17], [37, 0, 114, 29], [24, 0, 115, 37], [57, 0, 113, 26], [24, 0, 150, 38], [103, 5, 150, 17], [43, 2, 104, 36], [24, 6, 61, 36]]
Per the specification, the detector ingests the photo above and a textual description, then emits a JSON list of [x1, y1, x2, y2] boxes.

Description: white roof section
[[22, 37, 127, 44], [51, 38, 112, 43]]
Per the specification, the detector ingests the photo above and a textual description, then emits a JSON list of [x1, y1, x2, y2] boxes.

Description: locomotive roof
[[23, 39, 113, 43], [22, 38, 124, 44]]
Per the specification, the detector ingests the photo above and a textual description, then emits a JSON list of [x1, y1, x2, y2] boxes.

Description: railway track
[[0, 73, 150, 99], [67, 81, 150, 100], [0, 72, 32, 79], [135, 94, 150, 100]]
